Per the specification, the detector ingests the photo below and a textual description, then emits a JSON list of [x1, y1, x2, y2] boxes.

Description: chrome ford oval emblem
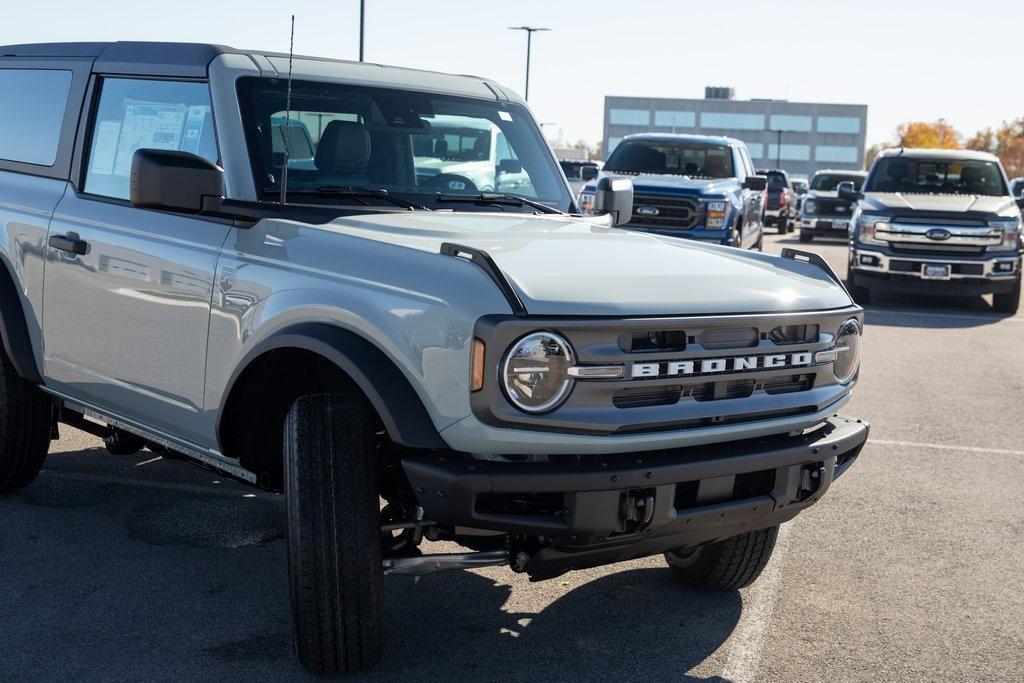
[[636, 206, 660, 217], [926, 228, 952, 241]]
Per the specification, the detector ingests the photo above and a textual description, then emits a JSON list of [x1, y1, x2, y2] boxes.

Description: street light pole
[[359, 0, 365, 62], [508, 26, 550, 101]]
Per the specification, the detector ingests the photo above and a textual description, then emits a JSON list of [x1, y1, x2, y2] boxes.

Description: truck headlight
[[854, 213, 888, 246], [706, 200, 727, 228], [989, 218, 1023, 251], [578, 191, 596, 215], [502, 332, 575, 413], [803, 199, 818, 214], [832, 318, 862, 384]]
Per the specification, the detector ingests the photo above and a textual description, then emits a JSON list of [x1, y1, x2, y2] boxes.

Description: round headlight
[[804, 199, 818, 213], [502, 332, 575, 413], [833, 318, 862, 384]]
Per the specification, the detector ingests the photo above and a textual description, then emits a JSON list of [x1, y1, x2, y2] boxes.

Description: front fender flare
[[218, 322, 448, 450]]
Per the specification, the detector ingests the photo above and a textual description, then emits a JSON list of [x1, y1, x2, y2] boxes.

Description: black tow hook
[[797, 462, 825, 502], [620, 488, 656, 533]]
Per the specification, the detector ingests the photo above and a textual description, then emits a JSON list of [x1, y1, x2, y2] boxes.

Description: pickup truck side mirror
[[837, 181, 863, 202], [1017, 189, 1024, 209], [594, 176, 634, 227], [742, 175, 767, 191], [130, 149, 225, 214], [580, 165, 599, 182]]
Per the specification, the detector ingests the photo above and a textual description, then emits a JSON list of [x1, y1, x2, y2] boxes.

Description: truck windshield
[[236, 78, 573, 212], [811, 173, 865, 191], [865, 158, 1008, 196], [605, 140, 734, 179]]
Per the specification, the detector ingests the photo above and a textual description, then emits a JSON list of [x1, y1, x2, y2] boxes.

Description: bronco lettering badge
[[631, 352, 813, 378]]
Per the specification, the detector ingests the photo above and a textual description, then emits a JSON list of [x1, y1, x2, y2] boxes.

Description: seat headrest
[[314, 120, 371, 174], [959, 166, 981, 184], [703, 155, 727, 177]]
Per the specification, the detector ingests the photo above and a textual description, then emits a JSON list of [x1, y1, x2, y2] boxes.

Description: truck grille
[[806, 199, 852, 217], [627, 195, 701, 230], [474, 310, 858, 436], [876, 220, 1002, 258]]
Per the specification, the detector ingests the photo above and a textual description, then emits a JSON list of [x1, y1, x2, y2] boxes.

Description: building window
[[653, 110, 695, 128], [744, 142, 765, 159], [817, 116, 861, 134], [0, 69, 73, 166], [769, 114, 812, 132], [815, 146, 859, 163], [699, 112, 765, 131], [609, 109, 650, 126], [767, 144, 811, 161]]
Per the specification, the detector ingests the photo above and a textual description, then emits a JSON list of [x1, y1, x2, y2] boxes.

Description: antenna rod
[[279, 14, 295, 206], [359, 0, 365, 62]]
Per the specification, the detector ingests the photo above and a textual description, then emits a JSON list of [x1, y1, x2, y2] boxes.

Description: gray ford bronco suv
[[0, 42, 868, 674]]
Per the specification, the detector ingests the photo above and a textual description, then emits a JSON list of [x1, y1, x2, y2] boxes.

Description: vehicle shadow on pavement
[[2, 448, 740, 682]]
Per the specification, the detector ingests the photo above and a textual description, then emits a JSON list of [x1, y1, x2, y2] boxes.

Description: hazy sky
[[5, 0, 1022, 147]]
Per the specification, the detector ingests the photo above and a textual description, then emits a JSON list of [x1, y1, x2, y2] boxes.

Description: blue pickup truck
[[579, 133, 767, 249]]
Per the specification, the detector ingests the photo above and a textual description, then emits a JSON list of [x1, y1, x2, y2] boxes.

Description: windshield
[[865, 158, 1008, 196], [766, 173, 787, 190], [811, 173, 865, 191], [605, 140, 734, 178], [236, 78, 573, 211]]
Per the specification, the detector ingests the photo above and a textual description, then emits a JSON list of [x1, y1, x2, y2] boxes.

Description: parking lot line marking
[[868, 439, 1024, 456], [38, 469, 282, 501], [866, 308, 1024, 324], [720, 522, 793, 683]]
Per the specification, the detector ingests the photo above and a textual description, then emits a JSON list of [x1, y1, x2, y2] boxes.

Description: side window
[[0, 69, 73, 166], [84, 78, 217, 200]]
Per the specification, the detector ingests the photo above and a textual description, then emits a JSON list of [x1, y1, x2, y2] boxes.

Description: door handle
[[49, 234, 89, 256]]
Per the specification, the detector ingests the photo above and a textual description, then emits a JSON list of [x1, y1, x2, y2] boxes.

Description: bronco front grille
[[627, 195, 701, 229], [473, 309, 859, 436]]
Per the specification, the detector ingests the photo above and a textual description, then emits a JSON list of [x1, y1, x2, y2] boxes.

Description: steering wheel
[[423, 174, 478, 192]]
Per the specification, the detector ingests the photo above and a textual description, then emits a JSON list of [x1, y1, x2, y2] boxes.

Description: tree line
[[866, 119, 1024, 178]]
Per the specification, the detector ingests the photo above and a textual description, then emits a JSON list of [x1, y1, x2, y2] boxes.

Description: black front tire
[[992, 278, 1021, 314], [665, 525, 779, 590], [0, 353, 51, 493], [799, 231, 813, 243], [285, 392, 384, 675]]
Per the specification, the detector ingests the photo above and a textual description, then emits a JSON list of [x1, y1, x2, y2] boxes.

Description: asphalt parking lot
[[1, 231, 1022, 682]]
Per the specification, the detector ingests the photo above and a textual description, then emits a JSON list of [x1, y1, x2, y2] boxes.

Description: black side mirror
[[594, 176, 634, 227], [580, 165, 599, 182], [837, 181, 863, 202], [1017, 188, 1024, 209], [130, 149, 225, 214], [742, 175, 767, 191], [497, 158, 523, 175]]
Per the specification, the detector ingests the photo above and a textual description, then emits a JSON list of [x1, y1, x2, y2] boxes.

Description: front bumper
[[851, 247, 1021, 295], [403, 414, 868, 579]]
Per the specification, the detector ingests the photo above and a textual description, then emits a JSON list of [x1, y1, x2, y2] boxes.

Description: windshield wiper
[[276, 186, 431, 210], [434, 192, 564, 215]]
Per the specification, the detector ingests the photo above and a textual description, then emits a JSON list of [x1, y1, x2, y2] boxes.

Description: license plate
[[921, 264, 951, 280], [833, 220, 849, 230]]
